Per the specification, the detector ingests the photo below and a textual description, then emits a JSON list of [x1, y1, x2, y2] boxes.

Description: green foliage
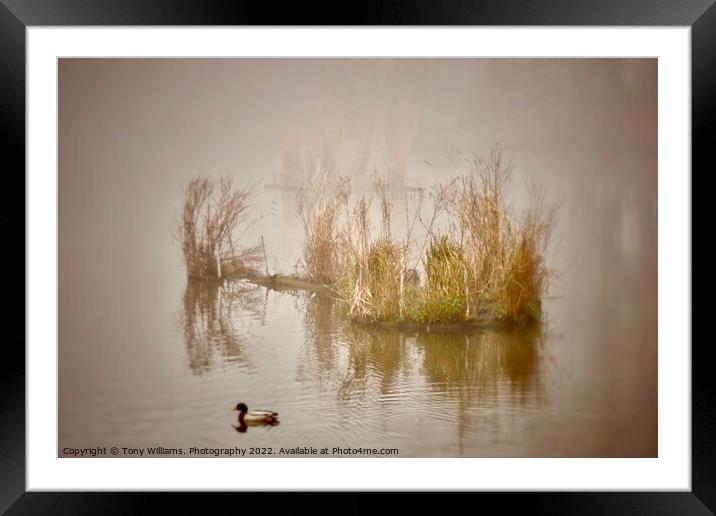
[[363, 239, 403, 321], [421, 236, 468, 323]]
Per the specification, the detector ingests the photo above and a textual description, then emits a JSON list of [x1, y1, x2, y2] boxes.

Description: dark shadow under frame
[[4, 0, 709, 512]]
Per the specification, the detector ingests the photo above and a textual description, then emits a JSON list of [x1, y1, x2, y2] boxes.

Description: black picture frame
[[5, 0, 706, 512]]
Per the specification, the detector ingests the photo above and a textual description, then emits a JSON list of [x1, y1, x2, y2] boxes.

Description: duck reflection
[[181, 279, 265, 374], [232, 419, 281, 433]]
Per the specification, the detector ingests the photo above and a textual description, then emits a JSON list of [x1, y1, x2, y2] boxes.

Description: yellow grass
[[295, 145, 554, 325]]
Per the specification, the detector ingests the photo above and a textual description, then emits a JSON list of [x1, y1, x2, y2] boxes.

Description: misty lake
[[59, 58, 657, 457]]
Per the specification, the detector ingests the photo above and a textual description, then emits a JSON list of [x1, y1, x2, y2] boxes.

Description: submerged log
[[251, 274, 330, 292], [243, 273, 532, 330]]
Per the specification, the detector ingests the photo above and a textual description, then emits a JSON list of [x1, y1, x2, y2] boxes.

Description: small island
[[178, 146, 554, 330]]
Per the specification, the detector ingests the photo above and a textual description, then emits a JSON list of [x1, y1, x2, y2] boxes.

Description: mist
[[59, 58, 657, 457]]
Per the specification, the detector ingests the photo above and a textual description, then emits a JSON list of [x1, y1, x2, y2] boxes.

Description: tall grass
[[363, 238, 403, 321], [420, 235, 468, 323], [295, 145, 554, 325], [500, 183, 553, 321], [335, 175, 412, 322], [296, 175, 351, 284], [455, 148, 553, 322], [179, 177, 260, 280]]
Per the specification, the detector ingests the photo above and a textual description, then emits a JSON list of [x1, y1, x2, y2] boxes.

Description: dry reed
[[296, 175, 351, 285], [294, 145, 554, 325], [179, 176, 259, 280]]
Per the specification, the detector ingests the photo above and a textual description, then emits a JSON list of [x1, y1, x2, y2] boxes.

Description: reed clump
[[337, 184, 406, 322], [417, 235, 468, 324], [455, 148, 553, 323], [296, 145, 554, 326], [179, 176, 260, 280], [296, 175, 351, 285], [349, 176, 406, 321], [498, 185, 552, 322], [362, 238, 403, 321]]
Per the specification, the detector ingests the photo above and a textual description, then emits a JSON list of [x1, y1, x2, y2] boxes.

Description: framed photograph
[[9, 0, 706, 511]]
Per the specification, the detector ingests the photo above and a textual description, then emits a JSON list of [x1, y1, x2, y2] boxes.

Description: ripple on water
[[61, 268, 656, 458]]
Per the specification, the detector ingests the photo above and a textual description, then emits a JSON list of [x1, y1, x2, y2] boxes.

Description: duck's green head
[[235, 402, 248, 413]]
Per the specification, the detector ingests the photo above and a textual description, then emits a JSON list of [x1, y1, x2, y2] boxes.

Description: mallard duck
[[233, 402, 279, 424]]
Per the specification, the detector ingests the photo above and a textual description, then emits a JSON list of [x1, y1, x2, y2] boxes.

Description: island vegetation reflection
[[180, 282, 546, 436]]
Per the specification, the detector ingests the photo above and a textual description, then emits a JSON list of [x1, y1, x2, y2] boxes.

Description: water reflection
[[302, 290, 346, 384], [414, 327, 545, 455], [296, 291, 416, 399], [232, 420, 281, 433], [59, 59, 657, 457], [296, 289, 545, 410], [169, 270, 624, 457], [181, 279, 265, 374], [416, 326, 543, 403], [338, 325, 414, 401]]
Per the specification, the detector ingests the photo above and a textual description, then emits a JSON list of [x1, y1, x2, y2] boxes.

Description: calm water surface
[[59, 58, 657, 457], [59, 205, 656, 457]]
